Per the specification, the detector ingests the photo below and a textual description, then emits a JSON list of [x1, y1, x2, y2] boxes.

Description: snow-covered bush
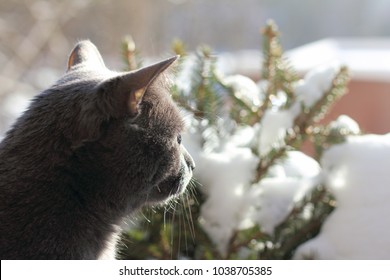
[[119, 22, 388, 260]]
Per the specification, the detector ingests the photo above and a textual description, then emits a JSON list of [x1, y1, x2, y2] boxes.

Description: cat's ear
[[126, 55, 179, 116], [67, 40, 105, 71], [98, 55, 179, 117]]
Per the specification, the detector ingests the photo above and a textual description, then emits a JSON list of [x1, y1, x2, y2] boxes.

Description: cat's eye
[[177, 134, 182, 145]]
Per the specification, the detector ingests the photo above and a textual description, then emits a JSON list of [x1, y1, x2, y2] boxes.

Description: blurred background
[[1, 0, 390, 136]]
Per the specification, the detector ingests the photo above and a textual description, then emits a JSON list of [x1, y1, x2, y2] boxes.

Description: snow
[[185, 124, 321, 255], [294, 63, 340, 107], [246, 151, 321, 235], [329, 114, 360, 135], [258, 109, 294, 156], [295, 133, 390, 259], [183, 124, 259, 256], [183, 115, 322, 255], [223, 74, 262, 109], [247, 177, 318, 235], [258, 64, 340, 156], [269, 151, 321, 179]]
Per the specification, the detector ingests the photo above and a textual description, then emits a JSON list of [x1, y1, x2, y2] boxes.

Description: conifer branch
[[258, 21, 280, 121], [258, 185, 335, 259], [257, 21, 298, 122], [255, 66, 350, 181]]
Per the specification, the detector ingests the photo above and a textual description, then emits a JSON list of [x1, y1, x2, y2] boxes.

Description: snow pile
[[245, 151, 321, 235], [183, 119, 322, 256], [183, 125, 259, 256], [295, 133, 390, 259]]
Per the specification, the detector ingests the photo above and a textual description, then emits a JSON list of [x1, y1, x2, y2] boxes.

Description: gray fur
[[0, 41, 195, 259]]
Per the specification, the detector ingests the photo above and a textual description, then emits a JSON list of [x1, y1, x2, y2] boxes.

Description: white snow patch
[[224, 75, 262, 109], [329, 115, 360, 135], [247, 177, 318, 235], [269, 151, 321, 179], [258, 109, 294, 156], [294, 63, 339, 107], [182, 123, 259, 256], [197, 139, 258, 256], [295, 134, 390, 259], [245, 151, 321, 235]]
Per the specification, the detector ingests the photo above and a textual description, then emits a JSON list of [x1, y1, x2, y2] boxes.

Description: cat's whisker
[[163, 205, 168, 230], [184, 193, 196, 242], [140, 209, 151, 224], [170, 203, 178, 259], [180, 204, 187, 257]]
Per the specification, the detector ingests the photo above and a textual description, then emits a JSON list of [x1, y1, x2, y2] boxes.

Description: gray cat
[[0, 41, 195, 259]]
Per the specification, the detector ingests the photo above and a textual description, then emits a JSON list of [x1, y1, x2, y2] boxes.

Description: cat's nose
[[185, 152, 195, 171], [181, 146, 195, 171], [187, 158, 195, 171]]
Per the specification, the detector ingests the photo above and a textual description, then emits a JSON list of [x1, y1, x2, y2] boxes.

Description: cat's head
[[50, 41, 195, 208]]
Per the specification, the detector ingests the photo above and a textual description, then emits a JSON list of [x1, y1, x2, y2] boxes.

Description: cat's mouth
[[147, 145, 195, 204], [148, 166, 193, 203]]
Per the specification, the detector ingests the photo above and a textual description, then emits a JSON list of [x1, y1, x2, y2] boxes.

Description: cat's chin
[[147, 173, 191, 204]]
